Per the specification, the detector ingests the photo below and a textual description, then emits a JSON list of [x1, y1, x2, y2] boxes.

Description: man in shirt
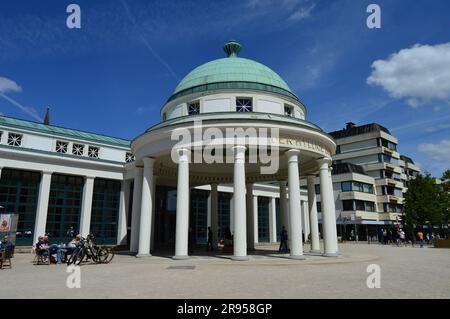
[[0, 235, 13, 249], [417, 231, 424, 248]]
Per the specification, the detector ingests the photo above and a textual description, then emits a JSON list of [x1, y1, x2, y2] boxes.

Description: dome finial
[[223, 40, 241, 57]]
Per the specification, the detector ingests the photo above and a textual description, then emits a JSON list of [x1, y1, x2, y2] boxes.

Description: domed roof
[[168, 41, 298, 102]]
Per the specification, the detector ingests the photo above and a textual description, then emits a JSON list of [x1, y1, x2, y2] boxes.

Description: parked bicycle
[[66, 234, 111, 265]]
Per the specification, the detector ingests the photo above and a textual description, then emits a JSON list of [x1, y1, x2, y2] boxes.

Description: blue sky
[[0, 0, 449, 176]]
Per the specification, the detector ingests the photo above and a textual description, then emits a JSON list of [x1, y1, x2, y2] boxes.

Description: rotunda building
[[130, 41, 339, 260]]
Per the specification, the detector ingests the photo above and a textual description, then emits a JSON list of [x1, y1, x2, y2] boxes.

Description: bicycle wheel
[[66, 248, 79, 265], [73, 249, 85, 265], [96, 247, 109, 263], [105, 247, 114, 263]]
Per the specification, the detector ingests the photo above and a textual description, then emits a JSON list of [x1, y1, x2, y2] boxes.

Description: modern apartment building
[[327, 122, 420, 240]]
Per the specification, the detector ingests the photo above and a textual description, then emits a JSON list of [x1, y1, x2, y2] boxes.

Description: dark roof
[[400, 155, 415, 164], [332, 162, 367, 176], [329, 123, 391, 139]]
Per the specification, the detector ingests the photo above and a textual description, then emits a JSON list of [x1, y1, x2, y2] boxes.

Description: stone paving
[[1, 243, 449, 299]]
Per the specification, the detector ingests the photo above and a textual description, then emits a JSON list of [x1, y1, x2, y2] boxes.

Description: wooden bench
[[0, 246, 14, 269]]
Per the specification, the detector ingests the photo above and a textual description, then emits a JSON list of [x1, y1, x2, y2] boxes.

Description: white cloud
[[0, 76, 22, 93], [423, 123, 450, 133], [288, 3, 315, 21], [367, 43, 450, 107], [418, 140, 450, 162]]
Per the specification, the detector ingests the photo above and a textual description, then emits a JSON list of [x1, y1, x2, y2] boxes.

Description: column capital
[[246, 182, 254, 190], [285, 149, 300, 156], [278, 180, 287, 186], [142, 157, 155, 167], [210, 183, 218, 190], [84, 175, 95, 180], [175, 148, 190, 163], [306, 174, 316, 181], [41, 170, 53, 176], [317, 157, 332, 169], [286, 149, 300, 163], [232, 145, 246, 153]]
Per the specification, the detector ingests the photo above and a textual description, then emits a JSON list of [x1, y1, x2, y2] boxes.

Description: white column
[[130, 167, 143, 253], [79, 176, 95, 237], [286, 149, 305, 259], [246, 183, 255, 250], [117, 179, 131, 245], [253, 195, 259, 244], [319, 158, 339, 257], [230, 195, 234, 233], [174, 149, 190, 259], [279, 181, 288, 231], [301, 200, 310, 242], [210, 184, 218, 248], [33, 171, 52, 243], [232, 145, 248, 261], [137, 157, 155, 257], [269, 197, 277, 243], [150, 177, 157, 251], [307, 175, 321, 254]]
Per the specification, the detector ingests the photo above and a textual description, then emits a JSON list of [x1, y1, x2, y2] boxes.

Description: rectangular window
[[284, 105, 293, 116], [125, 152, 135, 163], [187, 101, 200, 115], [365, 201, 375, 212], [91, 178, 120, 244], [55, 141, 68, 154], [72, 143, 84, 156], [381, 138, 397, 151], [341, 181, 352, 192], [342, 200, 354, 211], [7, 133, 23, 147], [88, 146, 99, 158], [316, 202, 321, 212], [355, 200, 365, 211], [236, 98, 253, 112], [315, 184, 320, 194]]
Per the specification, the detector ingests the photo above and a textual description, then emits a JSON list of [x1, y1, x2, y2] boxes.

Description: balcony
[[378, 195, 404, 204]]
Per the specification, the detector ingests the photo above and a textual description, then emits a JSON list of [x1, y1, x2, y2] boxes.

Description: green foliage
[[404, 171, 450, 232]]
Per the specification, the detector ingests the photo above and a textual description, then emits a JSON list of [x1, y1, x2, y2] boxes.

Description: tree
[[403, 172, 449, 239]]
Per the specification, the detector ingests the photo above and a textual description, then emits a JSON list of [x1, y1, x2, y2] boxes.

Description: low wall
[[434, 239, 450, 248]]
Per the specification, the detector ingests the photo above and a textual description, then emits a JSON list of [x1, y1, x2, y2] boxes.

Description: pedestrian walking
[[279, 226, 288, 253]]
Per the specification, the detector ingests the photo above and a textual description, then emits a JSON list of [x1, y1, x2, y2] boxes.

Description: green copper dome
[[168, 41, 299, 102]]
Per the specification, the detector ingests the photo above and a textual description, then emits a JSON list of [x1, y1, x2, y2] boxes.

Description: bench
[[0, 246, 14, 269]]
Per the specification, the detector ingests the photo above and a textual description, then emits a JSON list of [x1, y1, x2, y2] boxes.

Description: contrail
[[0, 92, 43, 121], [121, 0, 180, 82]]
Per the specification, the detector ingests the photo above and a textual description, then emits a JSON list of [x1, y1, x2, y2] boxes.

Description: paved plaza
[[1, 243, 449, 299]]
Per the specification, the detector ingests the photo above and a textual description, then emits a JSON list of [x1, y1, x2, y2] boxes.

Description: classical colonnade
[[131, 147, 339, 260]]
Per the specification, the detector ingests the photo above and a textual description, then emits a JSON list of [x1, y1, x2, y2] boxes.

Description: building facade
[[0, 41, 420, 258], [327, 122, 420, 240]]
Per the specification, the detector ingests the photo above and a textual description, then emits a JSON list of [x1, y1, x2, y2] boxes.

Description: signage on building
[[0, 214, 12, 232]]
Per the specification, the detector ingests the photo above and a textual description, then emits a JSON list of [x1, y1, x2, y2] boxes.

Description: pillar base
[[309, 250, 322, 255], [323, 252, 339, 257], [173, 255, 189, 260], [136, 253, 152, 258], [231, 256, 249, 261], [288, 255, 306, 260]]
